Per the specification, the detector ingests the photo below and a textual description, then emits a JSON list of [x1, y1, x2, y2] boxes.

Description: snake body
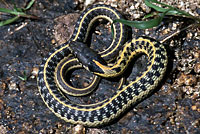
[[37, 4, 167, 126]]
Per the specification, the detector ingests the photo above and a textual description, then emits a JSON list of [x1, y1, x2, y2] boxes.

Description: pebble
[[172, 23, 178, 31], [0, 81, 6, 90], [72, 124, 85, 134], [182, 86, 196, 95], [17, 130, 27, 134], [0, 99, 5, 111], [88, 128, 108, 134], [0, 82, 6, 96], [196, 8, 200, 15], [84, 0, 96, 7], [31, 67, 39, 79], [186, 32, 193, 39], [192, 119, 200, 127], [177, 73, 197, 86], [194, 63, 200, 73], [8, 81, 19, 91], [193, 50, 200, 59], [140, 3, 151, 13], [0, 125, 7, 134], [191, 105, 197, 111], [19, 81, 26, 92], [191, 92, 199, 100]]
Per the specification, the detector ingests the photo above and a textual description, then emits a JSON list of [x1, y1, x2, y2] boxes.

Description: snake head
[[69, 41, 107, 74]]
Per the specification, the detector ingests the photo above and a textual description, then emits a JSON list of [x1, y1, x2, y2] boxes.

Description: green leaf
[[18, 71, 28, 81], [112, 18, 160, 29], [25, 0, 35, 10], [13, 4, 23, 12], [145, 0, 171, 13], [145, 0, 174, 9], [0, 16, 19, 26], [111, 8, 176, 38], [0, 8, 27, 16], [0, 7, 37, 19], [143, 12, 157, 19], [0, 0, 37, 26], [145, 0, 192, 17], [113, 9, 170, 29]]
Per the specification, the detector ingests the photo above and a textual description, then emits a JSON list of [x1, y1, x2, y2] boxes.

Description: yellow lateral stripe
[[109, 38, 150, 70], [73, 6, 123, 58], [84, 15, 116, 55], [59, 58, 98, 91]]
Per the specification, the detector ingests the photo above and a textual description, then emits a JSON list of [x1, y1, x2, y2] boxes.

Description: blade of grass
[[0, 0, 37, 26], [113, 8, 171, 29], [145, 0, 174, 9], [0, 8, 27, 16], [0, 8, 38, 19], [145, 0, 172, 13], [18, 71, 28, 81], [111, 14, 162, 36], [13, 3, 23, 12], [143, 12, 157, 19], [113, 17, 162, 29], [145, 0, 192, 16], [25, 0, 35, 10], [0, 16, 19, 26]]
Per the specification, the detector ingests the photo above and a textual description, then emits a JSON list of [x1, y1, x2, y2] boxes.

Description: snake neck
[[93, 38, 153, 78]]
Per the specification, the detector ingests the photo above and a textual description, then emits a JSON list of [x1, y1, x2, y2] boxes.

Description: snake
[[37, 4, 168, 127]]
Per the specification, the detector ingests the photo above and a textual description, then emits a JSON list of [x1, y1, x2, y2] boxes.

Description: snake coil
[[37, 4, 167, 126]]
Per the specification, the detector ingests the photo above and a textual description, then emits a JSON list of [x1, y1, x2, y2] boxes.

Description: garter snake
[[37, 4, 168, 126]]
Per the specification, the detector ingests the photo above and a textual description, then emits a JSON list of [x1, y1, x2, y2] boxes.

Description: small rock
[[194, 63, 200, 73], [172, 23, 178, 31], [0, 99, 5, 111], [162, 28, 170, 35], [19, 81, 26, 92], [16, 130, 27, 134], [186, 32, 193, 39], [8, 81, 19, 91], [51, 39, 56, 44], [72, 124, 85, 134], [0, 82, 6, 96], [31, 67, 39, 79], [0, 81, 6, 90], [88, 128, 108, 134], [84, 0, 96, 7], [196, 8, 200, 15], [193, 50, 200, 59], [182, 86, 196, 95], [121, 128, 128, 134], [83, 82, 89, 87], [190, 4, 197, 10], [191, 105, 197, 111], [0, 125, 7, 134], [192, 92, 199, 100], [192, 119, 200, 127], [184, 75, 197, 86], [140, 3, 151, 13], [177, 73, 197, 86]]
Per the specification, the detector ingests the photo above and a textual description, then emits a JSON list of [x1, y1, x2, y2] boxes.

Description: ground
[[0, 0, 199, 134]]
